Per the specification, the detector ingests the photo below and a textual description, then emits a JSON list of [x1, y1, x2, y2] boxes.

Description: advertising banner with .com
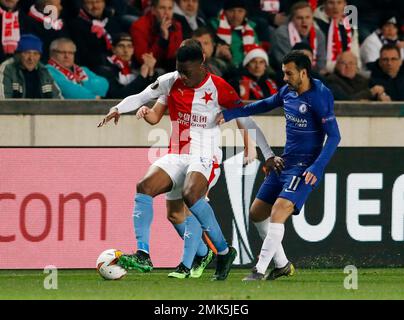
[[0, 148, 181, 269], [1, 147, 403, 269]]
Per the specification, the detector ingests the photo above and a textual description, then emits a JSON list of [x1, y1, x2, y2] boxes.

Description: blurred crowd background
[[0, 0, 403, 102]]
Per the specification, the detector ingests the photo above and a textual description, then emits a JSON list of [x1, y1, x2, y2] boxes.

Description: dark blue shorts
[[256, 170, 315, 215]]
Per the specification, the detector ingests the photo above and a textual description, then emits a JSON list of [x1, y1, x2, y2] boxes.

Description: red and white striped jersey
[[115, 71, 244, 157]]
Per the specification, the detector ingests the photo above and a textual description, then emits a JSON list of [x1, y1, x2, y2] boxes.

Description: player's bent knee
[[249, 201, 272, 223], [270, 199, 294, 223], [136, 179, 155, 196], [249, 208, 263, 223], [167, 211, 186, 225], [249, 207, 271, 223], [182, 189, 202, 208]]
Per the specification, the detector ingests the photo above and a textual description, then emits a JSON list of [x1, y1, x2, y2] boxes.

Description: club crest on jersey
[[151, 81, 159, 90], [202, 91, 213, 104], [299, 104, 308, 114]]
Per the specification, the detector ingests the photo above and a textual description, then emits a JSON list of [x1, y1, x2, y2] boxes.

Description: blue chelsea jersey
[[278, 79, 334, 164], [223, 78, 341, 177]]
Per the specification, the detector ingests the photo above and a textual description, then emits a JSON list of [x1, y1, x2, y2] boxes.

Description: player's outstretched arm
[[98, 73, 174, 127], [136, 102, 167, 125], [219, 93, 282, 124]]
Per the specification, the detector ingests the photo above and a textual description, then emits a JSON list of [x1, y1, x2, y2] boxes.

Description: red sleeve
[[211, 75, 244, 109]]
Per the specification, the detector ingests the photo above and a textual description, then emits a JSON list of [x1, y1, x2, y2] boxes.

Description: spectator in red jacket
[[130, 0, 183, 72]]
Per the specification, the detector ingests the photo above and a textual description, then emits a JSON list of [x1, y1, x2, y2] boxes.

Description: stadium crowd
[[0, 0, 403, 101]]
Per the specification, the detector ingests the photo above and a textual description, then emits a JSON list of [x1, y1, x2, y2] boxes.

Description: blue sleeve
[[82, 67, 109, 98], [222, 90, 283, 122], [46, 65, 97, 99], [307, 88, 341, 178]]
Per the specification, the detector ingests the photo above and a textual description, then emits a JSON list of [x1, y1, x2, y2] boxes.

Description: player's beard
[[287, 77, 303, 92]]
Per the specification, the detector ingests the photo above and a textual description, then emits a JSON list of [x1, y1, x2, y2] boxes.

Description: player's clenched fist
[[136, 106, 150, 119], [97, 107, 120, 127]]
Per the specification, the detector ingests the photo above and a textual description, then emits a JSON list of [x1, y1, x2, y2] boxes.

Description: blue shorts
[[256, 170, 315, 215]]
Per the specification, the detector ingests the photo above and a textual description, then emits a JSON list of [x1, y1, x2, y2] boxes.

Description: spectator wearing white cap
[[229, 45, 278, 100]]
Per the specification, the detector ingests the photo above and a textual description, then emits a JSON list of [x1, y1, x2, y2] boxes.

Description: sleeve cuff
[[222, 109, 234, 122]]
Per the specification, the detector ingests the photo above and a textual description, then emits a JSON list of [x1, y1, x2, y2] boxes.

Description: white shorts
[[152, 152, 222, 200]]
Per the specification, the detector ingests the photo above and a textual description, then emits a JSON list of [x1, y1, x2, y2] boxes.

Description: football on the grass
[[96, 249, 127, 280]]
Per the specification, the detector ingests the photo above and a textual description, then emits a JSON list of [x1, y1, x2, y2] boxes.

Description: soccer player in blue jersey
[[216, 51, 341, 280]]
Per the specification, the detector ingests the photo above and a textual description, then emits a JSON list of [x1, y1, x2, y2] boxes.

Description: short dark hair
[[192, 27, 214, 40], [112, 33, 132, 47], [177, 39, 204, 63], [380, 43, 401, 58], [290, 1, 312, 18], [282, 51, 312, 75], [291, 42, 313, 53]]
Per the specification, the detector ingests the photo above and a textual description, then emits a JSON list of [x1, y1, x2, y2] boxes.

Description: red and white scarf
[[79, 9, 112, 51], [28, 5, 63, 31], [288, 22, 318, 66], [242, 75, 277, 100], [0, 7, 20, 54], [107, 55, 135, 85], [48, 58, 88, 83], [217, 10, 257, 54], [327, 17, 352, 62]]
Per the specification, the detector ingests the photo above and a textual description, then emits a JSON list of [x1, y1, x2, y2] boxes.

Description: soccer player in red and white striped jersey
[[98, 39, 275, 280]]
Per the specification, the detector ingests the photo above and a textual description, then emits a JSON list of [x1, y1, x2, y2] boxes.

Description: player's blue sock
[[133, 193, 153, 253], [172, 221, 208, 258], [189, 198, 228, 253], [181, 215, 204, 269]]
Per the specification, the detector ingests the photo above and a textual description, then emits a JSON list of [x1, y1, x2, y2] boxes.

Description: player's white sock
[[255, 223, 285, 275], [253, 217, 270, 240], [254, 218, 289, 268]]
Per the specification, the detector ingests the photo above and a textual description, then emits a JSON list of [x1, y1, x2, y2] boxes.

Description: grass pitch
[[1, 268, 403, 300]]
